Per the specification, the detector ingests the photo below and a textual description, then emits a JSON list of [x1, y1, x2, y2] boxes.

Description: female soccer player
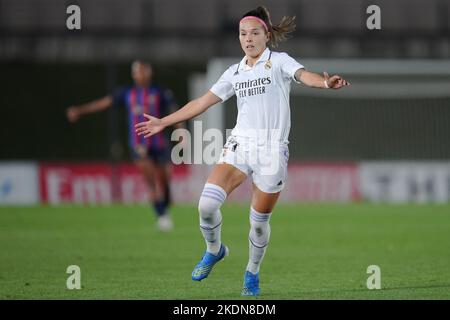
[[67, 60, 183, 232], [135, 6, 350, 295]]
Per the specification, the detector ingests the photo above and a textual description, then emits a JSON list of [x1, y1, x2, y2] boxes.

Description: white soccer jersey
[[210, 48, 304, 145]]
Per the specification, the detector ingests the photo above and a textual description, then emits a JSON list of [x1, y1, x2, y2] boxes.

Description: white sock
[[198, 183, 227, 255], [246, 207, 272, 274]]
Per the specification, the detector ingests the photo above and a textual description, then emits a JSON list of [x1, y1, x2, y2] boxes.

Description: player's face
[[239, 20, 269, 59], [132, 64, 152, 86]]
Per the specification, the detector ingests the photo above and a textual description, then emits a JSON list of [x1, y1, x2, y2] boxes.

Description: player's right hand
[[135, 113, 166, 138], [66, 106, 80, 123]]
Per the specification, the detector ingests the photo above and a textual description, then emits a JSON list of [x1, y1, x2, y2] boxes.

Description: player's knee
[[198, 195, 221, 217], [198, 183, 227, 217]]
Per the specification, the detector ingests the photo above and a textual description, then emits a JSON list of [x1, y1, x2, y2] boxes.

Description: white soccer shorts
[[217, 135, 289, 193]]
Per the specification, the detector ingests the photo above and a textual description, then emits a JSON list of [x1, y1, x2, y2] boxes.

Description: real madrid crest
[[265, 60, 272, 70]]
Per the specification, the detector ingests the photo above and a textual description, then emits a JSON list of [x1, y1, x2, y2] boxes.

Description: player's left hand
[[135, 113, 166, 138], [324, 72, 350, 89]]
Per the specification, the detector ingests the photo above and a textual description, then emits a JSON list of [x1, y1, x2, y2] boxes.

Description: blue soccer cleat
[[191, 244, 229, 281], [241, 271, 260, 296]]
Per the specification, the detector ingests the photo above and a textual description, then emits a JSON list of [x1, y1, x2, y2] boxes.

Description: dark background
[[1, 0, 449, 161]]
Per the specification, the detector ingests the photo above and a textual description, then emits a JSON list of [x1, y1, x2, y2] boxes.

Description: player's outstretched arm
[[295, 69, 350, 89], [135, 91, 221, 138], [66, 95, 113, 123]]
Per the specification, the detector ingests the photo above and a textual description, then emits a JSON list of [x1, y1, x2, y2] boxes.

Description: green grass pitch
[[0, 204, 449, 299]]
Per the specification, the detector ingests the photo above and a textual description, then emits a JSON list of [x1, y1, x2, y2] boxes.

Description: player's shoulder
[[270, 51, 296, 62], [229, 62, 240, 70], [224, 62, 240, 75]]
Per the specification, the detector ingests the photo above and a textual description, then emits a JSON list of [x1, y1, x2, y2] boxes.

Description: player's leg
[[135, 157, 156, 200], [154, 163, 172, 209], [152, 162, 174, 231], [135, 158, 167, 223], [192, 163, 247, 281], [138, 146, 175, 231], [201, 162, 248, 252], [242, 145, 288, 296], [162, 163, 172, 208], [242, 185, 280, 296]]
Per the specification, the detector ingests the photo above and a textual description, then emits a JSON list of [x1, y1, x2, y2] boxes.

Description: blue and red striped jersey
[[113, 85, 176, 151]]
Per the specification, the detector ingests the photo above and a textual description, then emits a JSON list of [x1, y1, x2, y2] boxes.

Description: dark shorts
[[131, 145, 171, 165]]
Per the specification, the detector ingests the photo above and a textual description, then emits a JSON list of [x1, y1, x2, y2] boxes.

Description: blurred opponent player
[[67, 60, 183, 232]]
